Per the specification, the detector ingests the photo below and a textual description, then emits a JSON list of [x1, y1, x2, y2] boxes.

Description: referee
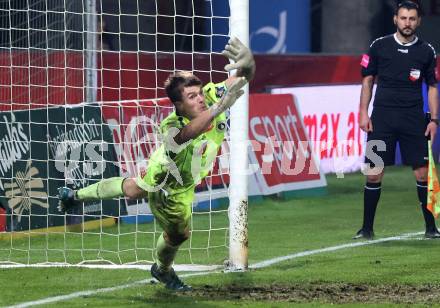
[[354, 1, 440, 239]]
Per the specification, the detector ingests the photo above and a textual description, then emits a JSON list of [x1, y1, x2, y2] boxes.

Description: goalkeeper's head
[[164, 71, 207, 119]]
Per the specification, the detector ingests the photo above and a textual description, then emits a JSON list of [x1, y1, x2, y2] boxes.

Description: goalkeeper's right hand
[[209, 77, 247, 117]]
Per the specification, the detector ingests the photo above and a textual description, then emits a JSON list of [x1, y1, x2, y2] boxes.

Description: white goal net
[[0, 0, 247, 269]]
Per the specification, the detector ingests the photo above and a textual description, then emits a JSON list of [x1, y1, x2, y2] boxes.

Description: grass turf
[[2, 166, 440, 307]]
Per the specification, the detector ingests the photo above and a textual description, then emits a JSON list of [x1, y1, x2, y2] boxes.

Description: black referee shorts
[[364, 106, 428, 169]]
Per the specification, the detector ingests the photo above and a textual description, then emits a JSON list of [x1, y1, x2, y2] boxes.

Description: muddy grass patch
[[184, 283, 440, 304]]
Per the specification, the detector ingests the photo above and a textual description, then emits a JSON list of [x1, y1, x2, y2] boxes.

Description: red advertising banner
[[101, 99, 173, 177], [248, 93, 326, 195], [1, 53, 439, 112], [0, 206, 5, 232]]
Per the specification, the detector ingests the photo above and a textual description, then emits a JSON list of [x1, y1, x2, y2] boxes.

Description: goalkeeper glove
[[209, 77, 247, 117], [222, 37, 255, 80]]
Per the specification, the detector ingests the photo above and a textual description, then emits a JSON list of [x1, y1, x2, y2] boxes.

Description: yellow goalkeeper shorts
[[148, 189, 194, 236]]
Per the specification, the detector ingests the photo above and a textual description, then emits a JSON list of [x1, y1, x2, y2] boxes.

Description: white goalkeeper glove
[[222, 37, 255, 79], [209, 77, 247, 117]]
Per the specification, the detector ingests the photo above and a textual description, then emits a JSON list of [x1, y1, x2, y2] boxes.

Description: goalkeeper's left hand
[[222, 37, 255, 81]]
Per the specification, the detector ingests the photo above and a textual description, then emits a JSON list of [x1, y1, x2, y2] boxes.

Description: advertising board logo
[[250, 10, 287, 54], [249, 94, 321, 187], [0, 113, 30, 190], [4, 161, 48, 222]]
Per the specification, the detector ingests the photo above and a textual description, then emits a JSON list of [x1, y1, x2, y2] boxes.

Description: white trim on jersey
[[369, 35, 387, 48], [427, 43, 437, 59], [393, 33, 419, 46]]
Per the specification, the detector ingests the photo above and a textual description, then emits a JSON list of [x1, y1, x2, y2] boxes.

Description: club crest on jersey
[[216, 121, 226, 132], [215, 86, 226, 98], [409, 69, 421, 81]]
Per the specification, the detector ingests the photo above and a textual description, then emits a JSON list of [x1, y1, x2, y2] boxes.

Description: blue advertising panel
[[210, 0, 311, 53], [207, 0, 230, 52], [250, 0, 310, 53]]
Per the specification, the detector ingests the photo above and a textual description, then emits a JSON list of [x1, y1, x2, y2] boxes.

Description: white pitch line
[[4, 231, 424, 308], [250, 231, 424, 269], [5, 279, 152, 308], [0, 263, 222, 272]]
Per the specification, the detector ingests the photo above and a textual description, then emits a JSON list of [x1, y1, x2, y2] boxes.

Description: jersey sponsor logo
[[216, 121, 226, 132], [360, 54, 369, 68], [409, 68, 421, 81], [215, 85, 226, 98], [397, 48, 408, 54]]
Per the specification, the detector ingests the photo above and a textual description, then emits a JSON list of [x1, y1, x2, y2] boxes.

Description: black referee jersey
[[361, 33, 437, 108]]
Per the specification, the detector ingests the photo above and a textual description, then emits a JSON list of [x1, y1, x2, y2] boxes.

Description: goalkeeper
[[57, 37, 255, 291]]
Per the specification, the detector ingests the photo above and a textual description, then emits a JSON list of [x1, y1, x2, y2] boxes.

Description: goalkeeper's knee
[[166, 229, 190, 246]]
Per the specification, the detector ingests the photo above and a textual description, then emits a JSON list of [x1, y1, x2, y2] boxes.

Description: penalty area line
[[4, 231, 423, 308]]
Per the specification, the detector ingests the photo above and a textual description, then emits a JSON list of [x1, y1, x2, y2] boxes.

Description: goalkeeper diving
[[57, 37, 255, 291]]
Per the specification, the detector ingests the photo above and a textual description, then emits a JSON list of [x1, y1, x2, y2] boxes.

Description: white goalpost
[[0, 0, 249, 270], [228, 0, 249, 271]]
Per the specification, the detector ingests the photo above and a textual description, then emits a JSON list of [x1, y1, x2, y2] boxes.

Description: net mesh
[[0, 0, 232, 267]]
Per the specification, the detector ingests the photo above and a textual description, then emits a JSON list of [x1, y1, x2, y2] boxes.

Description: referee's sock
[[362, 182, 382, 231], [416, 181, 437, 232]]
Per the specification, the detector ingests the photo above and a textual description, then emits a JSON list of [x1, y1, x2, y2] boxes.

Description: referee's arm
[[359, 75, 375, 132], [426, 85, 439, 141]]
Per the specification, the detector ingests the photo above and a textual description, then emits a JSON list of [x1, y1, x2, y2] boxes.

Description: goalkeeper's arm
[[172, 77, 247, 145]]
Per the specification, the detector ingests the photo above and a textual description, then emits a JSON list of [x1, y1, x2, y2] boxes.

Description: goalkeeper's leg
[[149, 190, 192, 291], [58, 177, 146, 212]]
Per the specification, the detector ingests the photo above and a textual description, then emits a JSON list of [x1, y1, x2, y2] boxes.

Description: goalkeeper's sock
[[416, 181, 437, 231], [362, 182, 381, 231], [76, 177, 125, 201], [156, 233, 179, 272]]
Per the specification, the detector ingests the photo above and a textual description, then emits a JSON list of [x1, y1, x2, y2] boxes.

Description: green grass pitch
[[2, 166, 440, 307]]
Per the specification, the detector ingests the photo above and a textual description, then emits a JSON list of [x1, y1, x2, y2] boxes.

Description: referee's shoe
[[353, 228, 374, 240], [425, 228, 440, 239]]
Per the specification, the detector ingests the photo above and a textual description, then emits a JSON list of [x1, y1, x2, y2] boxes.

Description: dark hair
[[395, 1, 421, 16], [164, 71, 202, 103]]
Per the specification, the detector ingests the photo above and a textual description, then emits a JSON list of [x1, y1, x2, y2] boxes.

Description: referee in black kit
[[354, 1, 440, 240]]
